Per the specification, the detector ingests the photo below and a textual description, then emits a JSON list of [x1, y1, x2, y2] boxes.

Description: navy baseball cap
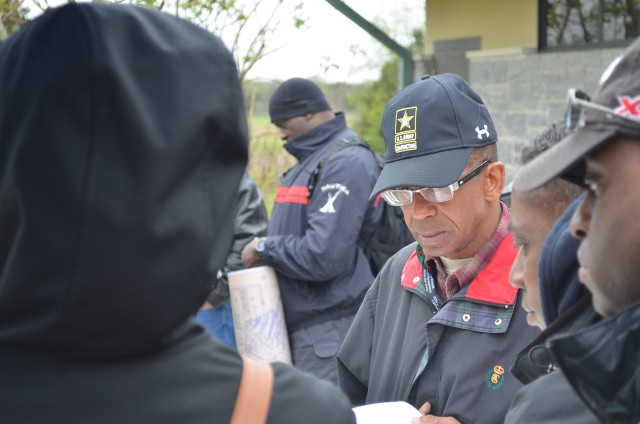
[[371, 73, 498, 198], [514, 37, 640, 192]]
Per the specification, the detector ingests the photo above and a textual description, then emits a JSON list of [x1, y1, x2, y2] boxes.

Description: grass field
[[247, 118, 296, 216]]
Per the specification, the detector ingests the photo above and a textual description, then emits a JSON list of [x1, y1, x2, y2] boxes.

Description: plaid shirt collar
[[416, 201, 511, 301]]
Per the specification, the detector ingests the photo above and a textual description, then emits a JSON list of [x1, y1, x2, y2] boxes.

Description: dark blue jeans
[[196, 301, 237, 350]]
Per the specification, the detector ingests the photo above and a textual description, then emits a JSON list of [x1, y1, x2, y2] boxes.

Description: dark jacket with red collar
[[337, 233, 539, 424]]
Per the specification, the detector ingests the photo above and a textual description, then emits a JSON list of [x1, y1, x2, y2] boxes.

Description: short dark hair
[[469, 143, 498, 167], [519, 122, 584, 215], [520, 121, 567, 166]]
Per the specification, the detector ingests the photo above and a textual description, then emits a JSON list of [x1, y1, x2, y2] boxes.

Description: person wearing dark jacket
[[197, 171, 268, 349], [507, 154, 600, 424], [337, 74, 539, 424], [0, 4, 356, 424], [241, 78, 382, 385], [514, 37, 640, 423]]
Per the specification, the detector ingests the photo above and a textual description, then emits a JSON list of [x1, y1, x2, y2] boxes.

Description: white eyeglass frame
[[381, 160, 490, 206]]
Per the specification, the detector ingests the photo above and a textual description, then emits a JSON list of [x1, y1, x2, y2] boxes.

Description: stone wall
[[466, 47, 624, 183]]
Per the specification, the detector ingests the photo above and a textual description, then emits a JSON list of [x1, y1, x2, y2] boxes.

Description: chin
[[526, 313, 545, 330], [420, 247, 451, 259], [592, 296, 616, 318]]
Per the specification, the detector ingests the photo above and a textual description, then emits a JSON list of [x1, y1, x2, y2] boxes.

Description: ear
[[484, 161, 505, 201]]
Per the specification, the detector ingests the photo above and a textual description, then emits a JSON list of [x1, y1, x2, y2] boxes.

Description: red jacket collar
[[401, 233, 518, 306]]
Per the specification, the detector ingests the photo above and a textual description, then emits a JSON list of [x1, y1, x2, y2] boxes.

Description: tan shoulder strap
[[230, 356, 274, 424]]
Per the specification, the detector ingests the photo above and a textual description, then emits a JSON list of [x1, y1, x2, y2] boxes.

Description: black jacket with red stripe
[[260, 113, 383, 332]]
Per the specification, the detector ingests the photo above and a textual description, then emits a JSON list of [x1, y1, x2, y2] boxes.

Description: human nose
[[570, 193, 592, 240], [509, 251, 525, 289], [278, 127, 288, 140], [407, 193, 438, 219]]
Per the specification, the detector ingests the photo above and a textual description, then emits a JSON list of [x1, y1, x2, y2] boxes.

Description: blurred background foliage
[[3, 0, 421, 216]]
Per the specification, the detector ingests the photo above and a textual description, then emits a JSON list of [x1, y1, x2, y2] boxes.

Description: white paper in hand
[[352, 401, 421, 424]]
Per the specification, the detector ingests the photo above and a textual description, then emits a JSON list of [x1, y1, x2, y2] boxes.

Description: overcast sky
[[238, 0, 424, 83], [27, 0, 424, 84]]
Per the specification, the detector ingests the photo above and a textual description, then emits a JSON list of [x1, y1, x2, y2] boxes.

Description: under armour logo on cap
[[475, 125, 490, 140]]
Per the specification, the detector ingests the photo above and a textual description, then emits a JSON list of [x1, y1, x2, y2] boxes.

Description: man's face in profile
[[508, 187, 556, 329], [570, 137, 640, 317]]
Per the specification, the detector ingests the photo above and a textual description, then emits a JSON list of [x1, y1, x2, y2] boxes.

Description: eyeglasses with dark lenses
[[565, 88, 640, 131], [381, 160, 491, 206]]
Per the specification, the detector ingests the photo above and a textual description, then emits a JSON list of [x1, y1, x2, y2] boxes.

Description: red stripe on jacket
[[274, 186, 310, 205]]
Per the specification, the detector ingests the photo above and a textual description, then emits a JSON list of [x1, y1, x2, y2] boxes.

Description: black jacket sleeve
[[207, 172, 268, 306]]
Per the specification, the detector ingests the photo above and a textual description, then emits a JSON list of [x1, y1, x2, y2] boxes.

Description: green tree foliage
[[346, 59, 398, 154], [346, 26, 423, 154], [0, 0, 30, 40]]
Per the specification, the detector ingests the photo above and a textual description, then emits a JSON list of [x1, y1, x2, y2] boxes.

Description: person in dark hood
[[0, 3, 356, 424], [505, 122, 600, 423], [514, 36, 640, 423]]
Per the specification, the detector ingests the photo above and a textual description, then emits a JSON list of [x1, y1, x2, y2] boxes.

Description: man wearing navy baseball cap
[[338, 74, 539, 423], [513, 37, 640, 423]]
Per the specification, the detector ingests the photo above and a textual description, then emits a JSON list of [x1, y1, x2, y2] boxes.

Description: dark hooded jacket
[[548, 302, 640, 424], [506, 195, 600, 424], [0, 4, 355, 424]]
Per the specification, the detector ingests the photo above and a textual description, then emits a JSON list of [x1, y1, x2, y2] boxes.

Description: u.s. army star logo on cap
[[394, 106, 417, 154]]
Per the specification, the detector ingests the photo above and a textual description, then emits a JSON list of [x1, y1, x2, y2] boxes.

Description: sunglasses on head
[[565, 88, 640, 131]]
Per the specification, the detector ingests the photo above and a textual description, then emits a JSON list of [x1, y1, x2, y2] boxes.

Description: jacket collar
[[284, 112, 347, 162], [401, 232, 518, 307]]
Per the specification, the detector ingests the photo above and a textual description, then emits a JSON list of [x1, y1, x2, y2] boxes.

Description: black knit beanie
[[268, 78, 331, 122]]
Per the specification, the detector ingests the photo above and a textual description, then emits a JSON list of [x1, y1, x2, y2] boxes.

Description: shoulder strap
[[307, 136, 372, 198], [230, 356, 274, 424]]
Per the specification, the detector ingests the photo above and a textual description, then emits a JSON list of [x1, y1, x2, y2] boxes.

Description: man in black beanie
[[268, 77, 332, 123], [242, 78, 382, 385]]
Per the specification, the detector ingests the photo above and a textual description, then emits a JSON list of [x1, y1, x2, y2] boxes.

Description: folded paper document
[[352, 401, 421, 424]]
